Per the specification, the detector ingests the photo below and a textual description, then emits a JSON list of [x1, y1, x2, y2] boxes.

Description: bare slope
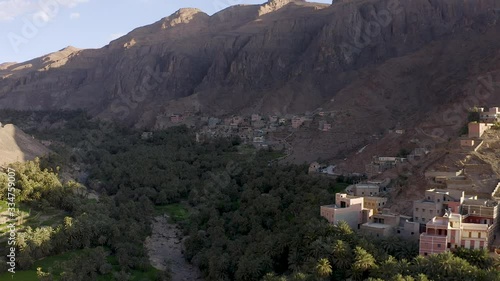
[[0, 124, 50, 165]]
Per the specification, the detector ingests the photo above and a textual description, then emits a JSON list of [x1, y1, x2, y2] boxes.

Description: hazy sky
[[0, 0, 332, 63]]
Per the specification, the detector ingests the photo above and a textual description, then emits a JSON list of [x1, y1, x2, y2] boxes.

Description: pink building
[[460, 139, 475, 147], [419, 211, 493, 256], [468, 122, 492, 138]]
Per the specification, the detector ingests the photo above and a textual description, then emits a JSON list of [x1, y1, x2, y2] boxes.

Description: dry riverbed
[[146, 215, 204, 281]]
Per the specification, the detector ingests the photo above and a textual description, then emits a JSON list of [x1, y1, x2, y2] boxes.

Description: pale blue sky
[[0, 0, 331, 63]]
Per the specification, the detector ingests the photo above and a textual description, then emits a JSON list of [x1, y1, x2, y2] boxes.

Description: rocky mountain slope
[[1, 0, 500, 162], [0, 124, 50, 166]]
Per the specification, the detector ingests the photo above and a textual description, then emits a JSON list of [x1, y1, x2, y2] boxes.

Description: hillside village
[[149, 108, 339, 155], [319, 106, 500, 256], [150, 106, 500, 256]]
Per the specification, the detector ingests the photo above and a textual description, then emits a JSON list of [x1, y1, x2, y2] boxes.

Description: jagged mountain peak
[[161, 8, 209, 29]]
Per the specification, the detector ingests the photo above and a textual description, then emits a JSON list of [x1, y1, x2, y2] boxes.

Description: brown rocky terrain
[[1, 0, 500, 163], [0, 124, 50, 166]]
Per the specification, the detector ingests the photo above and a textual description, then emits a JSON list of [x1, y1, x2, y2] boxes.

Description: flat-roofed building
[[320, 193, 372, 230], [413, 189, 466, 225], [478, 107, 500, 123], [363, 197, 387, 214], [461, 199, 498, 241], [353, 183, 381, 197], [468, 122, 493, 138], [419, 211, 494, 256], [360, 210, 420, 239]]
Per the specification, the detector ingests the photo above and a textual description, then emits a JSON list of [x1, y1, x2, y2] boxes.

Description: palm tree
[[290, 272, 307, 281], [352, 247, 377, 280], [335, 221, 354, 238], [315, 258, 333, 280], [331, 239, 352, 270]]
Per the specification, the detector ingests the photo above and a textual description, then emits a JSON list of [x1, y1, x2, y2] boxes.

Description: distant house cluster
[[197, 110, 336, 149], [460, 106, 500, 148], [365, 156, 405, 177], [477, 106, 500, 123]]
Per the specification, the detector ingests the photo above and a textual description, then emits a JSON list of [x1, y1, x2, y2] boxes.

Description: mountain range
[[1, 0, 500, 162]]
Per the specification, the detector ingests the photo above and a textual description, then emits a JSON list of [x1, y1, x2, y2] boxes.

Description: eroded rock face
[[258, 0, 307, 15], [0, 0, 499, 130]]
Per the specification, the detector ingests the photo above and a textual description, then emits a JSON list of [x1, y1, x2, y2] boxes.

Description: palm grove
[[0, 110, 500, 281]]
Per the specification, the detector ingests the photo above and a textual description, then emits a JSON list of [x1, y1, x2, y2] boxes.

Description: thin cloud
[[70, 12, 80, 19], [0, 0, 34, 21], [0, 0, 89, 21]]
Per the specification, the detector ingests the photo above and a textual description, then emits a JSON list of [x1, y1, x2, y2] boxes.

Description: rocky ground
[[145, 215, 204, 281]]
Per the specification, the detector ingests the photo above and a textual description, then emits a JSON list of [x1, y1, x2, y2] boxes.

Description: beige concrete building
[[424, 170, 463, 181], [320, 193, 372, 230], [308, 162, 321, 174], [360, 210, 420, 239], [363, 197, 387, 214], [446, 176, 474, 192], [353, 183, 381, 197], [413, 189, 466, 225]]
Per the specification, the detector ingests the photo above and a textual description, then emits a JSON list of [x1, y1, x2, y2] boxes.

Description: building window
[[415, 217, 419, 221], [397, 230, 401, 234], [469, 232, 472, 238], [424, 253, 428, 256], [438, 244, 441, 248], [430, 210, 432, 214], [437, 199, 440, 202], [416, 208, 419, 211], [478, 233, 481, 238], [422, 218, 425, 222], [422, 209, 425, 212], [411, 232, 415, 235]]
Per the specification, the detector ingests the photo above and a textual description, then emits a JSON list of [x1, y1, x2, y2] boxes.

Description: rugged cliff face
[[1, 0, 500, 160]]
